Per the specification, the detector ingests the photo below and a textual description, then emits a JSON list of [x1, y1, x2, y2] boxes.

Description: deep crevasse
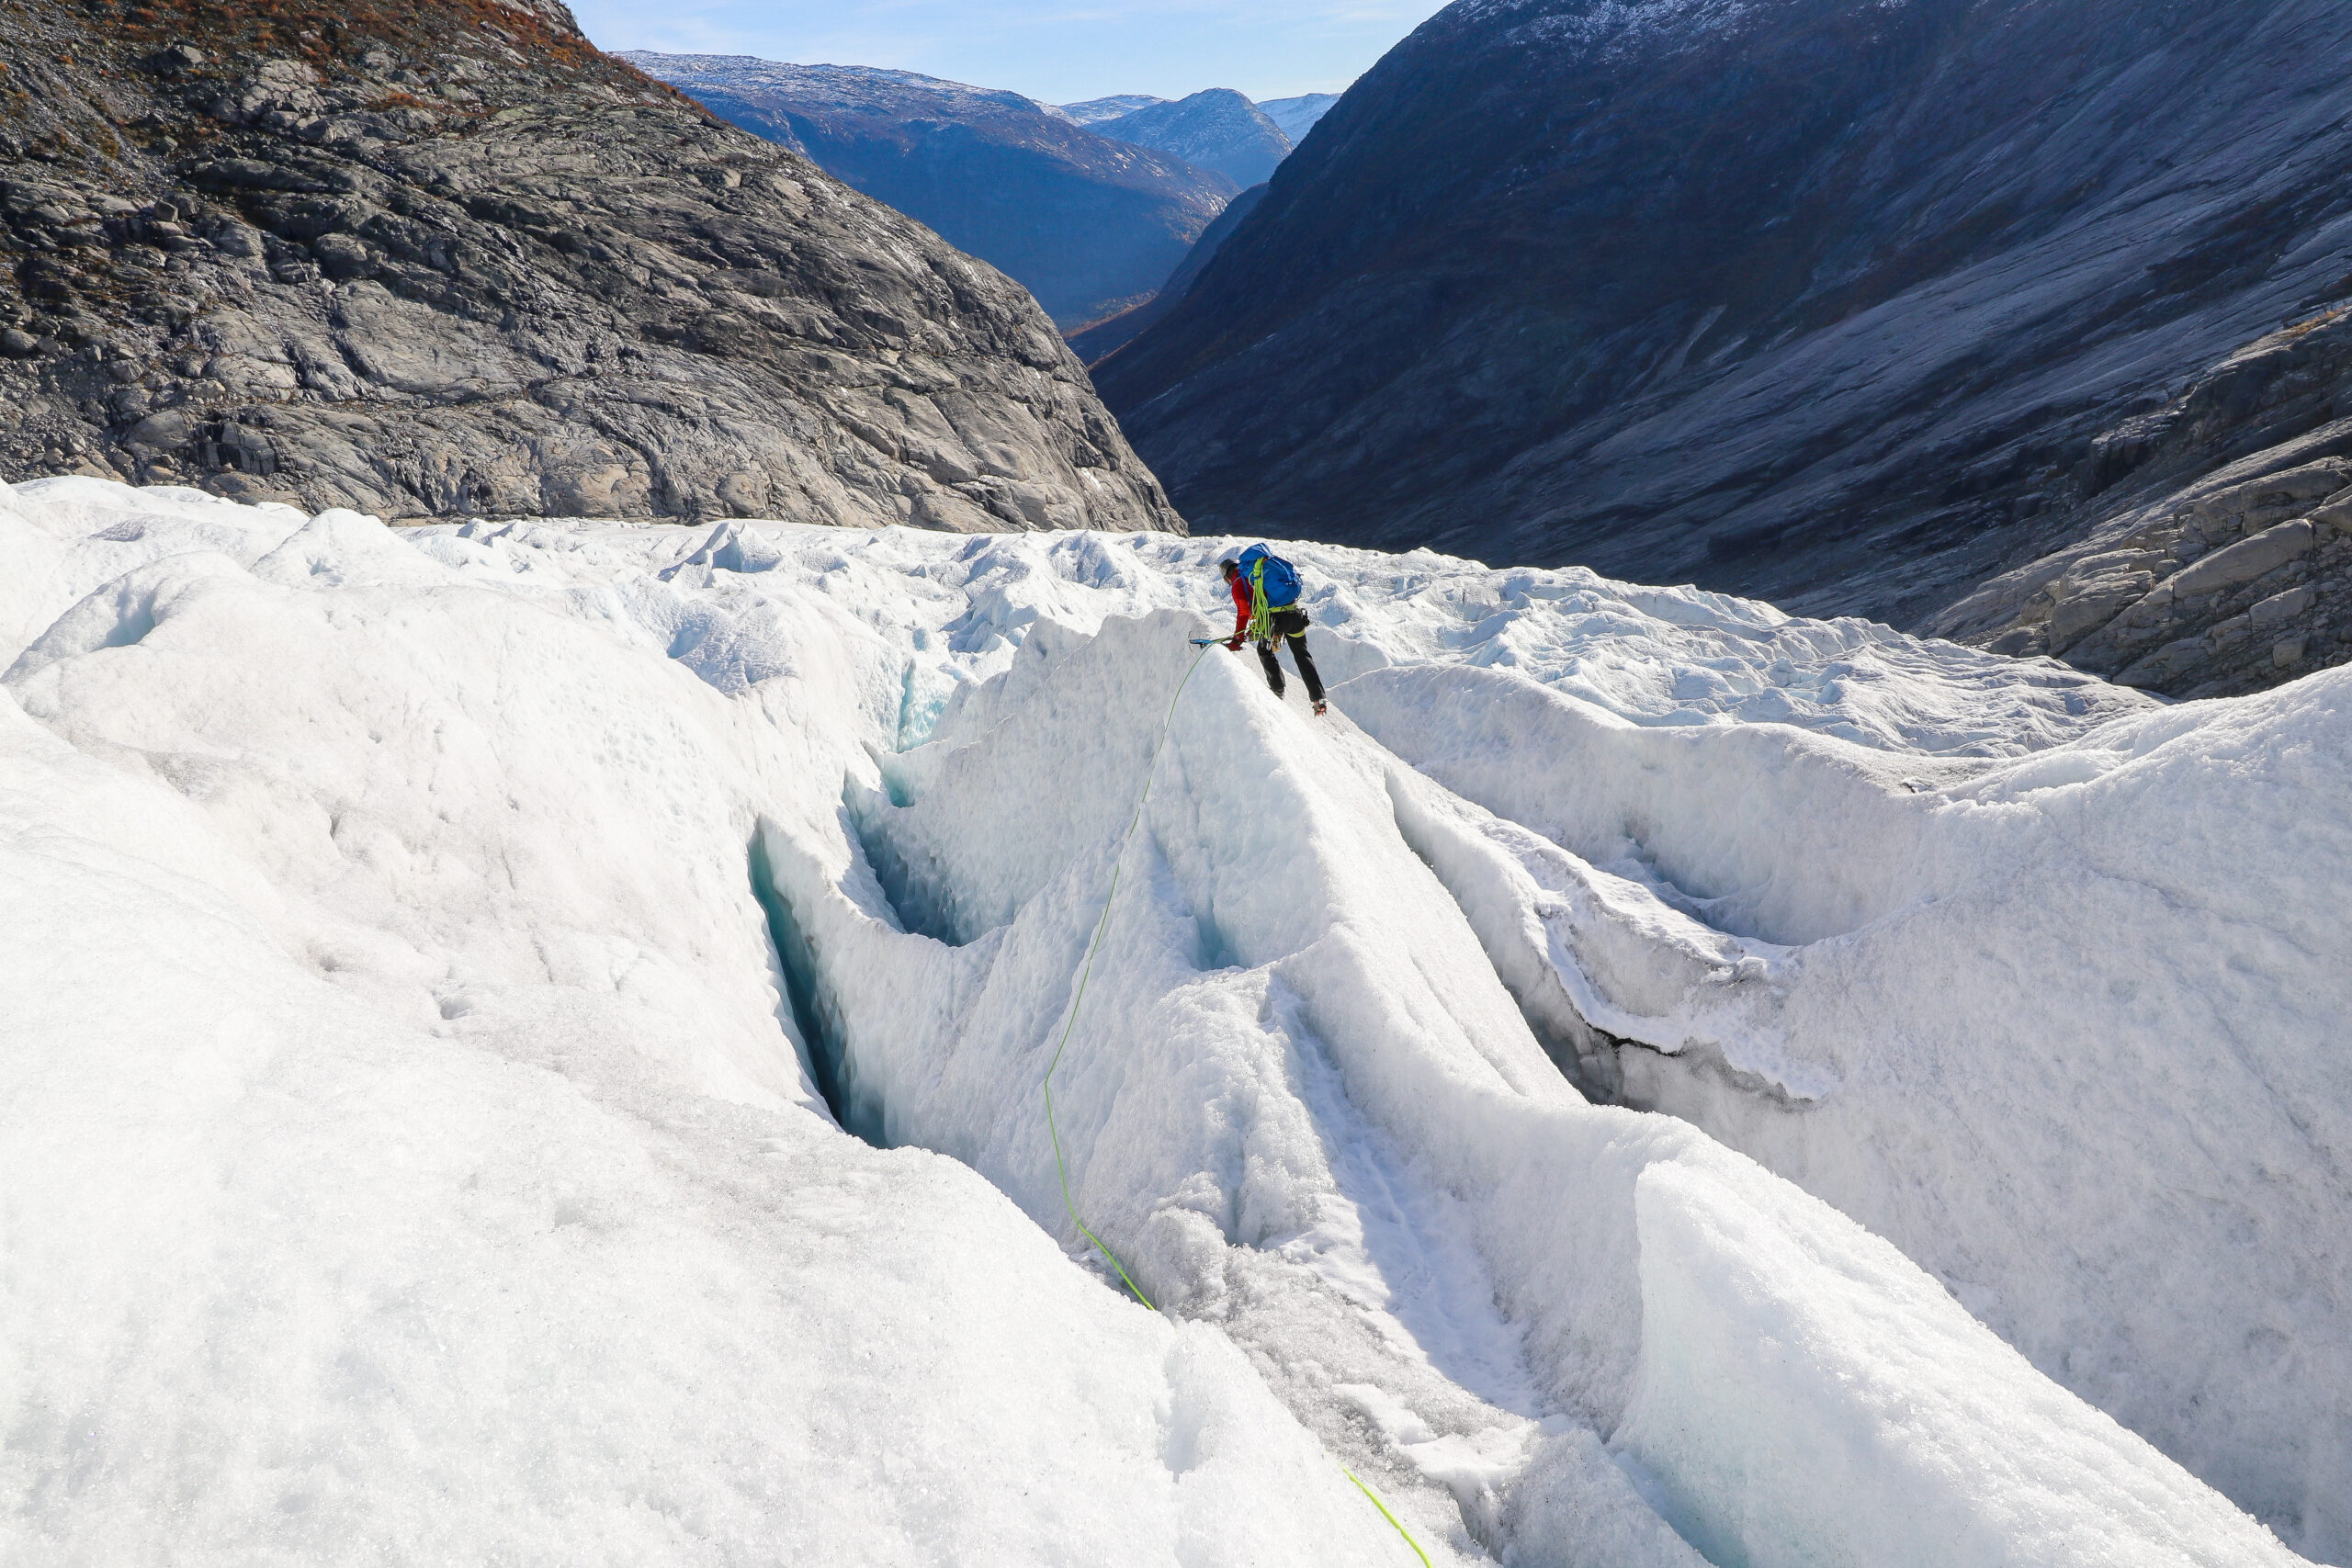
[[0, 477, 2337, 1566]]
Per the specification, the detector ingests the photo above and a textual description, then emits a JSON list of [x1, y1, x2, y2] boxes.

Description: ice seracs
[[1, 476, 2339, 1564], [0, 480, 1414, 1567]]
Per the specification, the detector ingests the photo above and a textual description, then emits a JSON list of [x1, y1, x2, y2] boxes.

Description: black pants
[[1255, 609, 1325, 703]]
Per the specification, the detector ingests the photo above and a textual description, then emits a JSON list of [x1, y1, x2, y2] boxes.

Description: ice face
[[0, 480, 2332, 1565]]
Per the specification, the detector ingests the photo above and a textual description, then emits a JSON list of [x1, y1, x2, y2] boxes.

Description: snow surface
[[1346, 660, 2352, 1553], [0, 476, 2334, 1566]]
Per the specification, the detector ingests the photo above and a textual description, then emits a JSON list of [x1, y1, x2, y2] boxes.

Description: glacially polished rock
[[0, 0, 1182, 534]]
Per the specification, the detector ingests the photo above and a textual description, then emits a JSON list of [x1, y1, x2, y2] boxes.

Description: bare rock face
[[0, 0, 1182, 532], [1933, 310, 2352, 696]]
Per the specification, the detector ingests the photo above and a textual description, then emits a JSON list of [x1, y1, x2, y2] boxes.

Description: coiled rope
[[1042, 637, 1432, 1567]]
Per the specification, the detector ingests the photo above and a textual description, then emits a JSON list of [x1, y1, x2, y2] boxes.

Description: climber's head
[[1218, 558, 1240, 582]]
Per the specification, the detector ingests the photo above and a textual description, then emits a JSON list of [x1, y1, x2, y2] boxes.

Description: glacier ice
[[1344, 659, 2352, 1553], [0, 476, 2337, 1566]]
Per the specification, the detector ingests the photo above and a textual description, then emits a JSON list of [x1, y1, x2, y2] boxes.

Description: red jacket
[[1228, 571, 1255, 640]]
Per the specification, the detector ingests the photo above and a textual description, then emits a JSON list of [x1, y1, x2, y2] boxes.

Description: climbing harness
[[1042, 634, 1433, 1567]]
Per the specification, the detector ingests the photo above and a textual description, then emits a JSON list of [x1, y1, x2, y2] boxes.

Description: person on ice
[[1221, 546, 1328, 715]]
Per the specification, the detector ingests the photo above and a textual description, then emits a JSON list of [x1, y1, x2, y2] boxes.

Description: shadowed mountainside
[[625, 55, 1236, 332], [1066, 184, 1266, 365], [0, 3, 1181, 531], [1094, 0, 2352, 679]]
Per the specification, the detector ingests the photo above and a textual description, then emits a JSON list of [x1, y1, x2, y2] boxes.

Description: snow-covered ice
[[0, 476, 2337, 1565], [1346, 659, 2352, 1551]]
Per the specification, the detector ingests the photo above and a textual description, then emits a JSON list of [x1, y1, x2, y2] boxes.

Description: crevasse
[[0, 478, 2339, 1566]]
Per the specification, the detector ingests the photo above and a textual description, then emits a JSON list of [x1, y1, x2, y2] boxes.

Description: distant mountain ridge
[[1059, 92, 1341, 146], [1090, 89, 1291, 188], [637, 58, 1059, 127], [1059, 94, 1163, 125], [1257, 94, 1340, 143], [625, 53, 1234, 332]]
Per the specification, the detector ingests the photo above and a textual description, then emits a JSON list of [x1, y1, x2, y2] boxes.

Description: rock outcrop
[[1091, 91, 1289, 189], [1931, 309, 2352, 695], [624, 55, 1235, 333], [1094, 0, 2352, 658], [0, 1, 1182, 532]]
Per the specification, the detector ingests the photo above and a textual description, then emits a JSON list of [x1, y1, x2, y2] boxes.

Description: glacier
[[1, 475, 2342, 1565]]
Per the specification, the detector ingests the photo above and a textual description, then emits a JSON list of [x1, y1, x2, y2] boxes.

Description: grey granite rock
[[0, 0, 1182, 535], [2171, 520, 2316, 598], [1935, 310, 2352, 697]]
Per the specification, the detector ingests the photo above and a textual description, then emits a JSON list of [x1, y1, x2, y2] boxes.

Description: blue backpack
[[1237, 544, 1303, 611]]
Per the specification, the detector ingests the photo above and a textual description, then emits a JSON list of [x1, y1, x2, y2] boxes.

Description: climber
[[1221, 547, 1327, 715]]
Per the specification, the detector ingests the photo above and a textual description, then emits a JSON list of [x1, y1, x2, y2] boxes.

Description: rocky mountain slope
[[1924, 309, 2352, 696], [625, 56, 1235, 333], [1091, 90, 1290, 188], [1065, 183, 1266, 364], [1257, 94, 1340, 144], [1094, 0, 2352, 692], [0, 3, 1181, 531], [1068, 90, 1335, 152]]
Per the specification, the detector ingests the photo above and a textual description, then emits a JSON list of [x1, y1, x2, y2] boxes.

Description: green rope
[[1043, 638, 1436, 1568], [1345, 1469, 1435, 1567]]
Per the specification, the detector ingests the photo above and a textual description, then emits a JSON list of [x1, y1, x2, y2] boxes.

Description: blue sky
[[571, 0, 1453, 106]]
